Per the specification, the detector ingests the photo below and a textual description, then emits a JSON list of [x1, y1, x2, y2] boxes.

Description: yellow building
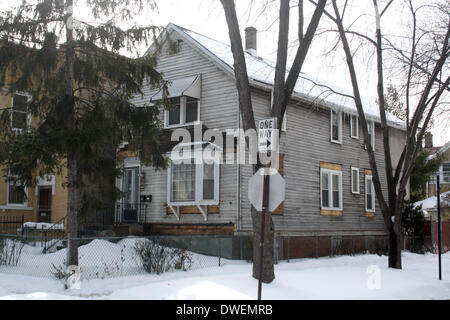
[[0, 89, 68, 225]]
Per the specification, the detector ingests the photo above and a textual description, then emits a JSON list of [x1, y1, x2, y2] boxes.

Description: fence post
[[218, 236, 221, 267], [287, 236, 290, 263], [66, 232, 71, 267], [43, 230, 47, 253], [430, 215, 435, 253], [274, 234, 278, 265]]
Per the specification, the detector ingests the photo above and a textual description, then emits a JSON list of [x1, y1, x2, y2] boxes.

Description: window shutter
[[272, 153, 284, 215]]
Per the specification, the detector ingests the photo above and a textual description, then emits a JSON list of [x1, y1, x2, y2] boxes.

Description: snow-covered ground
[[0, 251, 449, 300]]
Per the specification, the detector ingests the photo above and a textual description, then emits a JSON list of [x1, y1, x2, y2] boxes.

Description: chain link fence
[[0, 234, 235, 281], [0, 232, 435, 281]]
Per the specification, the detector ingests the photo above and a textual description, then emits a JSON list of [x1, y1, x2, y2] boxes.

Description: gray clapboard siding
[[128, 31, 240, 225], [126, 27, 406, 237], [238, 89, 401, 236]]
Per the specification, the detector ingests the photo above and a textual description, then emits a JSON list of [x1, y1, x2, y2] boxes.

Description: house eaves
[[147, 23, 406, 131]]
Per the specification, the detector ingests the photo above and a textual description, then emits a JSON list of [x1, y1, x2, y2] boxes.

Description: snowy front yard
[[0, 251, 449, 300]]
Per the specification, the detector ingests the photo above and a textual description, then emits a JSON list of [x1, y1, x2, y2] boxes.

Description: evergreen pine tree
[[0, 0, 168, 266]]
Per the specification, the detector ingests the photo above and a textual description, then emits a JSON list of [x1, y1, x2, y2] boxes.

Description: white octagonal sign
[[248, 168, 285, 212]]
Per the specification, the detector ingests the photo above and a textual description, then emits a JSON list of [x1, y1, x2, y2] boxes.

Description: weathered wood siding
[[127, 31, 239, 225], [239, 89, 406, 236]]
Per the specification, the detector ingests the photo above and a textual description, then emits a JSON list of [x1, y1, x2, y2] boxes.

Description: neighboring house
[[115, 23, 407, 257], [0, 89, 68, 225], [414, 191, 450, 253], [427, 140, 450, 197]]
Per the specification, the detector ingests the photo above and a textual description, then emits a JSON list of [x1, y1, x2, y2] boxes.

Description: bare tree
[[220, 0, 327, 282], [319, 0, 450, 268]]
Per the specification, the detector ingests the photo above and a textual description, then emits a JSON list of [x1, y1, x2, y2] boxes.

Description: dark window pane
[[352, 170, 358, 192], [8, 179, 26, 204], [333, 191, 340, 208], [186, 97, 198, 123], [13, 94, 27, 112], [332, 111, 339, 141], [12, 94, 28, 129], [322, 190, 329, 207], [321, 172, 329, 207], [203, 163, 214, 200], [367, 194, 373, 210], [351, 116, 358, 137], [168, 98, 181, 125], [12, 112, 27, 129]]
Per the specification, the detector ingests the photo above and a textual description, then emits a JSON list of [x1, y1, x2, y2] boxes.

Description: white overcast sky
[[2, 0, 449, 145]]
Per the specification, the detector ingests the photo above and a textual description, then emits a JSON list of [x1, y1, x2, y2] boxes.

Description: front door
[[121, 167, 139, 222], [38, 187, 52, 223]]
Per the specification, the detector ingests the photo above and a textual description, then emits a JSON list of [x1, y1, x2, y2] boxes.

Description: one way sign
[[258, 118, 277, 152]]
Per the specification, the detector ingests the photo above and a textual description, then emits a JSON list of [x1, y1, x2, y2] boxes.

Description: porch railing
[[42, 216, 67, 253], [0, 215, 24, 235], [114, 202, 149, 224]]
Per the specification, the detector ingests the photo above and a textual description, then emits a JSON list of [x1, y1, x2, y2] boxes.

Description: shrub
[[402, 202, 426, 254], [0, 237, 24, 266], [133, 239, 193, 274]]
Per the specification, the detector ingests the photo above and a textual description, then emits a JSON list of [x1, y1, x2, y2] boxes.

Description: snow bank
[[0, 237, 225, 280], [0, 252, 449, 300], [414, 191, 450, 210]]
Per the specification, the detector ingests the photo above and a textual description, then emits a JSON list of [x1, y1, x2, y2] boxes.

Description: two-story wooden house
[[114, 23, 407, 259]]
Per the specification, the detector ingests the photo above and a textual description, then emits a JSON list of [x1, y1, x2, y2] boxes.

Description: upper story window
[[166, 96, 199, 127], [350, 114, 359, 139], [320, 168, 342, 210], [150, 75, 201, 128], [7, 175, 28, 206], [11, 93, 30, 130], [365, 120, 375, 150], [330, 110, 342, 144], [442, 162, 450, 183]]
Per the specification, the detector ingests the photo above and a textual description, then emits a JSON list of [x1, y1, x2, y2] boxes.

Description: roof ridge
[[165, 23, 406, 130]]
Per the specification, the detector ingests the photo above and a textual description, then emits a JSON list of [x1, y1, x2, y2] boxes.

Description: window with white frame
[[165, 96, 199, 127], [365, 174, 375, 212], [350, 114, 359, 139], [443, 162, 450, 183], [11, 93, 29, 130], [7, 175, 27, 206], [330, 110, 342, 143], [168, 154, 219, 204], [351, 167, 360, 194], [365, 120, 375, 150], [320, 168, 342, 210]]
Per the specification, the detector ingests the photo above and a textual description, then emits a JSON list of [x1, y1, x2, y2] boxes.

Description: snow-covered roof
[[427, 141, 450, 160], [154, 23, 406, 130], [414, 191, 450, 211]]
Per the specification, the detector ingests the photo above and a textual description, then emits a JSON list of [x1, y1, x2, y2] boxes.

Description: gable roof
[[427, 141, 450, 160], [148, 23, 406, 130]]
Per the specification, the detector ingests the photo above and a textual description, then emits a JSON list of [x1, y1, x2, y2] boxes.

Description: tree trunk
[[251, 209, 275, 283], [66, 158, 79, 266], [388, 222, 402, 269]]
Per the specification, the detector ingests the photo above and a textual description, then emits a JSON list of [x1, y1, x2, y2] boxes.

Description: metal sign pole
[[258, 159, 271, 300], [437, 175, 442, 280]]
